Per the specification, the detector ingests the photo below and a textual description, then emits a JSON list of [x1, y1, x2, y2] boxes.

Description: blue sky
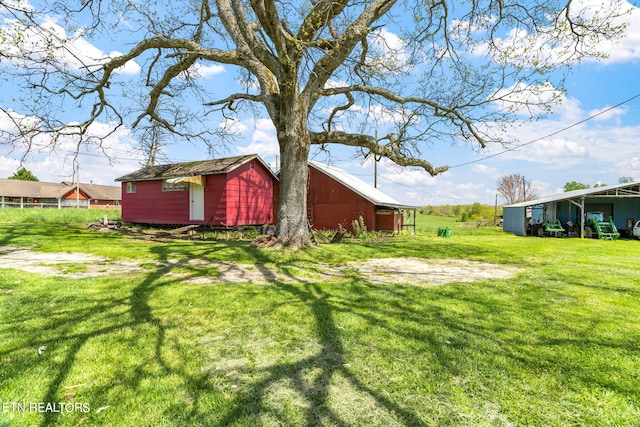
[[1, 0, 639, 207]]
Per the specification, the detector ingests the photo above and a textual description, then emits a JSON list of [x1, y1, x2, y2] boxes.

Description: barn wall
[[225, 160, 274, 226], [308, 167, 376, 232], [503, 206, 526, 236], [611, 198, 640, 230], [120, 180, 190, 224], [555, 197, 640, 232], [375, 210, 402, 232]]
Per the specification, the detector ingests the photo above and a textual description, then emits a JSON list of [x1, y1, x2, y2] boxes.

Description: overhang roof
[[309, 160, 419, 209], [115, 154, 275, 182], [505, 181, 640, 208]]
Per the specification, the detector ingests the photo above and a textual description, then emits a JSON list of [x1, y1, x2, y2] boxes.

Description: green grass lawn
[[0, 213, 639, 426]]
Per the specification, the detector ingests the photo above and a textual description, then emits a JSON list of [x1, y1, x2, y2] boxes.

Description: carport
[[503, 182, 640, 237]]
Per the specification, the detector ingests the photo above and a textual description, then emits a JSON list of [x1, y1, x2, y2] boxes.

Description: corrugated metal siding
[[225, 160, 274, 226], [503, 206, 526, 236], [505, 197, 640, 236], [611, 198, 640, 229], [550, 198, 640, 231]]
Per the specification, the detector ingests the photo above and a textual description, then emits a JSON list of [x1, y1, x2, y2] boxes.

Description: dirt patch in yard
[[345, 257, 520, 286], [0, 246, 142, 278], [0, 246, 520, 285]]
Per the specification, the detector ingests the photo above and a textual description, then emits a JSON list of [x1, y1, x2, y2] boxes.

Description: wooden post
[[412, 208, 416, 235]]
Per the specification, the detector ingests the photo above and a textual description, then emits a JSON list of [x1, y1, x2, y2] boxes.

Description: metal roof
[[309, 161, 419, 209], [115, 154, 275, 182], [505, 181, 640, 208]]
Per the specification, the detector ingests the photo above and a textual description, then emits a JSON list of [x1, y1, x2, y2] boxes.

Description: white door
[[190, 183, 205, 221]]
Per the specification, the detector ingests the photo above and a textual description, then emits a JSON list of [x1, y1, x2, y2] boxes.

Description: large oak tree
[[0, 0, 628, 247]]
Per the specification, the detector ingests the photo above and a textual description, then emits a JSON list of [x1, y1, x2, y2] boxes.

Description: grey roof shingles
[[114, 154, 266, 182]]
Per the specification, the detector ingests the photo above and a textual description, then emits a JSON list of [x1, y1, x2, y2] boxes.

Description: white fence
[[0, 197, 91, 209]]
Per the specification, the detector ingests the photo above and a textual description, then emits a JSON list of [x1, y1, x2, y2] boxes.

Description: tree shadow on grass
[[2, 237, 637, 426], [208, 265, 427, 426], [135, 246, 429, 425]]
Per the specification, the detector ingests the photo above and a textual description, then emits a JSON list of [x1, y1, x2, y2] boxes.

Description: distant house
[[274, 161, 418, 233], [115, 154, 276, 226], [0, 179, 121, 209]]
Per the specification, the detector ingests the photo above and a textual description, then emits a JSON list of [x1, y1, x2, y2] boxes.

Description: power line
[[449, 92, 640, 169]]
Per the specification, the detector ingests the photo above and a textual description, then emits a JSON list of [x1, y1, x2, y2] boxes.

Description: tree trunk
[[274, 101, 311, 249]]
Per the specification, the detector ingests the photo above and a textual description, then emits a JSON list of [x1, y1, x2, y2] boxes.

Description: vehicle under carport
[[502, 182, 640, 238]]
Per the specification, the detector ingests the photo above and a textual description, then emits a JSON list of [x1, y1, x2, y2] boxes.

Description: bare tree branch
[[318, 84, 488, 146], [310, 130, 448, 175]]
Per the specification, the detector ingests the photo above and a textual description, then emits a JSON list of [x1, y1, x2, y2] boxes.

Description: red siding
[[226, 160, 274, 226], [120, 158, 275, 226], [204, 174, 228, 226], [121, 180, 189, 224], [307, 167, 377, 232], [375, 211, 402, 232]]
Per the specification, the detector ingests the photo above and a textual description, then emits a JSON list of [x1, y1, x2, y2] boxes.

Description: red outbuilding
[[115, 154, 276, 226], [272, 161, 419, 234], [306, 161, 418, 233]]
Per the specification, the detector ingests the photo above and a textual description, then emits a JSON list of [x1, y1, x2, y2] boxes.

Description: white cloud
[[588, 0, 640, 63], [0, 14, 140, 75], [492, 82, 564, 117], [471, 164, 499, 177], [324, 79, 349, 89], [615, 156, 640, 178], [188, 63, 225, 79], [235, 118, 279, 158], [529, 138, 588, 159], [365, 28, 411, 74], [483, 97, 640, 174], [218, 117, 247, 135], [471, 0, 640, 67], [379, 168, 437, 187], [0, 114, 144, 184], [587, 106, 627, 123], [0, 157, 21, 179]]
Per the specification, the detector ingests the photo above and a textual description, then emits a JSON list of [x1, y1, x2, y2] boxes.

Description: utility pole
[[373, 130, 378, 188], [374, 157, 377, 188], [75, 160, 80, 209]]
